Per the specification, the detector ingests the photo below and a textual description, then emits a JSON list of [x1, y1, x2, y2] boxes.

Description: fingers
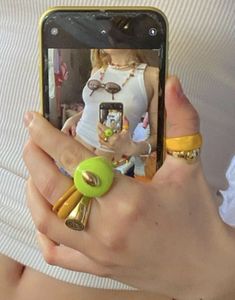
[[37, 232, 110, 277], [71, 125, 76, 137], [61, 126, 70, 136], [24, 112, 93, 174], [23, 139, 72, 205], [27, 176, 133, 265], [97, 122, 106, 131], [122, 115, 129, 130], [165, 76, 199, 138], [97, 122, 108, 145], [26, 178, 95, 255], [99, 138, 111, 148], [61, 125, 75, 137]]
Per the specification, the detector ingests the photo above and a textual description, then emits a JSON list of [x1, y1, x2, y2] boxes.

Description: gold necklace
[[108, 60, 138, 70], [99, 63, 137, 87]]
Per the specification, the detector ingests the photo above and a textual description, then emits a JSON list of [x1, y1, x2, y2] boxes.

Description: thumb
[[122, 115, 129, 130], [165, 76, 199, 138], [152, 77, 201, 183]]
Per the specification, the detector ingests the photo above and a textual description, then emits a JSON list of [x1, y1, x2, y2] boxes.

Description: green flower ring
[[73, 156, 114, 198]]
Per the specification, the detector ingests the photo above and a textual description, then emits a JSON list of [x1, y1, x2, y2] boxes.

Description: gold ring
[[52, 157, 114, 231], [166, 133, 202, 163], [52, 185, 92, 230], [57, 190, 83, 219], [167, 148, 200, 163], [122, 124, 129, 131], [65, 196, 92, 231], [166, 133, 202, 151]]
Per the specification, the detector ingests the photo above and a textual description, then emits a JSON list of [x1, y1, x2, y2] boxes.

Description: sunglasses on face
[[87, 80, 121, 100]]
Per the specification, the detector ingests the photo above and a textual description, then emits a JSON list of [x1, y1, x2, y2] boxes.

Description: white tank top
[[76, 64, 148, 149]]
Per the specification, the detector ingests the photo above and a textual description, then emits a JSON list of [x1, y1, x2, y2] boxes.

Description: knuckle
[[101, 229, 126, 253], [125, 201, 143, 222], [23, 140, 34, 161], [59, 143, 79, 169], [34, 211, 50, 236], [184, 104, 200, 131], [191, 106, 199, 121], [120, 192, 144, 224], [42, 245, 56, 265]]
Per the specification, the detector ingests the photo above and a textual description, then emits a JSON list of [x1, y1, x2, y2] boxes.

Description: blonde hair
[[90, 49, 147, 70]]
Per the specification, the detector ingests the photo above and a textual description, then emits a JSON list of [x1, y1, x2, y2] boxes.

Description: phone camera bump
[[149, 27, 157, 36], [50, 27, 59, 36]]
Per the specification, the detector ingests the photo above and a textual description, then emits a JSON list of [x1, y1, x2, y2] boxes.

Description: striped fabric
[[0, 0, 235, 289]]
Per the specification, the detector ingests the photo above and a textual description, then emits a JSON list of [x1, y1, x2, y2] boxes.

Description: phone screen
[[99, 102, 123, 134], [40, 8, 168, 178]]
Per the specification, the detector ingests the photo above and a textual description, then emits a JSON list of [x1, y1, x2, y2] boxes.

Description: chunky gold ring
[[122, 124, 129, 131], [65, 196, 92, 231], [167, 148, 200, 163], [166, 133, 202, 163], [52, 157, 114, 231], [166, 133, 202, 151]]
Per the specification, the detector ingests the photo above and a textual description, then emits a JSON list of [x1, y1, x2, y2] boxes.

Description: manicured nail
[[24, 112, 33, 127]]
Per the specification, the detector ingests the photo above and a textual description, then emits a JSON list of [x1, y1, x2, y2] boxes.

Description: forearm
[[63, 111, 83, 130], [72, 110, 83, 122]]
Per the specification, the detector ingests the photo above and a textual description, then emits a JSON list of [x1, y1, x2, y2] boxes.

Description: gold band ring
[[166, 133, 202, 163], [166, 133, 202, 151], [52, 157, 114, 231]]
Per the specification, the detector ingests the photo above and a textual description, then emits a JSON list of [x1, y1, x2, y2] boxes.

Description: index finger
[[24, 112, 93, 174]]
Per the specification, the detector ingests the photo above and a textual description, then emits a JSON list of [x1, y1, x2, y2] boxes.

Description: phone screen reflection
[[45, 47, 160, 179]]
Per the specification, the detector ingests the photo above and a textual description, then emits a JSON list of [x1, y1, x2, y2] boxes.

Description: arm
[[62, 110, 83, 136], [62, 66, 99, 137], [126, 66, 159, 155]]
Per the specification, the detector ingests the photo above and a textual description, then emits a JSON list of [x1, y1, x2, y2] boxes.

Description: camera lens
[[50, 27, 59, 36], [101, 29, 107, 35], [149, 28, 157, 36]]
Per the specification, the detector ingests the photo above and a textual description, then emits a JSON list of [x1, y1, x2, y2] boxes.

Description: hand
[[98, 116, 134, 156], [23, 77, 235, 300], [61, 115, 78, 137]]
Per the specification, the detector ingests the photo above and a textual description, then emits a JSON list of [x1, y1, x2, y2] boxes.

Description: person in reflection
[[62, 48, 159, 175]]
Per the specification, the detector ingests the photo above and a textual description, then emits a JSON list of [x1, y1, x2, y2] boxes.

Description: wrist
[[125, 141, 151, 156]]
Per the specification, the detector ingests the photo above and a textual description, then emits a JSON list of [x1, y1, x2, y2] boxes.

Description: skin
[[21, 76, 235, 299], [62, 49, 159, 158], [14, 76, 235, 300], [0, 254, 166, 300]]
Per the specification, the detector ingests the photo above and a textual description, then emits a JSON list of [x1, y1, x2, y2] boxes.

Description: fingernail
[[24, 112, 33, 127], [174, 77, 184, 97]]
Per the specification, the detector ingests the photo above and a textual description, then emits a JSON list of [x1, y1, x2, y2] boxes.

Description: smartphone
[[40, 7, 168, 178], [99, 102, 123, 133]]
